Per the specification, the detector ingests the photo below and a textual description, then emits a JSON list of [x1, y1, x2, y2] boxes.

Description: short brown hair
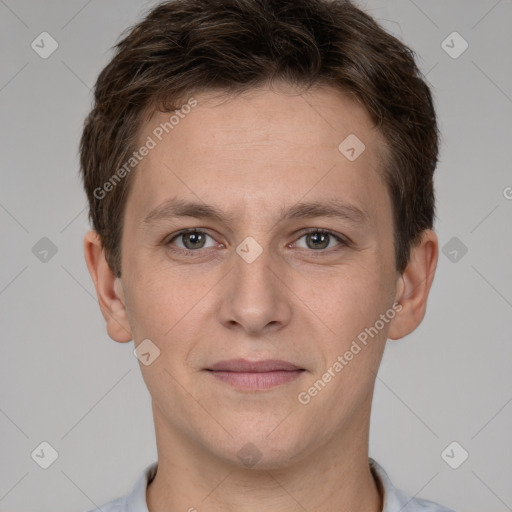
[[80, 0, 439, 277]]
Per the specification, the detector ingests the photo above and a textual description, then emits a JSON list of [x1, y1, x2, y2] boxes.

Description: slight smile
[[206, 359, 306, 391]]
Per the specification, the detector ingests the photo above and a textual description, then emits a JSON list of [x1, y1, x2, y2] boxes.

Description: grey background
[[1, 0, 511, 510]]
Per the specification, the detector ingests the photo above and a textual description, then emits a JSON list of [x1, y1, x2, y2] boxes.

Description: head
[[81, 0, 439, 470]]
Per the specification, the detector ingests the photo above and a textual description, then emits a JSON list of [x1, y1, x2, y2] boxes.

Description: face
[[110, 83, 405, 469]]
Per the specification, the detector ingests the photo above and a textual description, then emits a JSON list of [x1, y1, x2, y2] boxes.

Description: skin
[[84, 82, 438, 512]]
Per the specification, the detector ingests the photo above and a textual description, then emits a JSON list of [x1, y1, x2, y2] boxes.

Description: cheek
[[123, 261, 221, 353], [122, 266, 182, 340], [294, 264, 393, 423], [294, 258, 392, 344]]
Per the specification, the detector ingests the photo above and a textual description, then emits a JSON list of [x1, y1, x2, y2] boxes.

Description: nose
[[217, 245, 292, 337]]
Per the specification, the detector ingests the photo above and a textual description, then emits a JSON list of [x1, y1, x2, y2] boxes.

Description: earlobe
[[83, 230, 133, 343], [388, 230, 439, 341]]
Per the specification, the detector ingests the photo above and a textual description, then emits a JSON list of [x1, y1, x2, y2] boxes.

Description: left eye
[[169, 230, 217, 250], [293, 230, 344, 250]]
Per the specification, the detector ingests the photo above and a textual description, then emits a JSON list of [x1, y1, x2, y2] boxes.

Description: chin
[[209, 428, 308, 471]]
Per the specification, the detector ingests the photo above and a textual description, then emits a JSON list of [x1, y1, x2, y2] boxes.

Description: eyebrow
[[143, 197, 369, 227]]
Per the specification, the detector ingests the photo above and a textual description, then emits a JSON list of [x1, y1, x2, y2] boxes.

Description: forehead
[[126, 83, 391, 228]]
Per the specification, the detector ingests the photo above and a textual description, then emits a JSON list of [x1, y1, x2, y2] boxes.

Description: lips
[[208, 359, 303, 372], [206, 359, 305, 391]]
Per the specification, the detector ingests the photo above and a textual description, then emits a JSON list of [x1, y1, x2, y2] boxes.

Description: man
[[80, 0, 453, 510]]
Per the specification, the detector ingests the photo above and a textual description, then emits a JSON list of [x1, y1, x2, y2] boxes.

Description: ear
[[388, 229, 438, 340], [83, 230, 133, 343]]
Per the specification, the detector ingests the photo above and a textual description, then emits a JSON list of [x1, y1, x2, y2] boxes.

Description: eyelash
[[164, 228, 351, 256]]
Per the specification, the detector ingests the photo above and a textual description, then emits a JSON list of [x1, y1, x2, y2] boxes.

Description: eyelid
[[290, 228, 351, 249], [165, 227, 351, 254], [165, 228, 219, 249]]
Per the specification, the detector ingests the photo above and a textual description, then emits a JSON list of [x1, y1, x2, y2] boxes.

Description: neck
[[146, 398, 382, 512]]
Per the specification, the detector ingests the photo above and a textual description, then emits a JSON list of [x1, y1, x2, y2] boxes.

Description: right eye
[[166, 229, 219, 252]]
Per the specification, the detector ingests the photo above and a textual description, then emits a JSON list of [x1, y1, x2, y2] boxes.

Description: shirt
[[87, 458, 455, 512]]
